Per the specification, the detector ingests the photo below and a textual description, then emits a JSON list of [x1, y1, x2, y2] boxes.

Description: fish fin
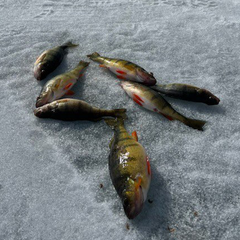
[[64, 83, 73, 90], [87, 52, 101, 60], [99, 64, 107, 68], [116, 70, 127, 75], [160, 113, 174, 121], [117, 75, 126, 80], [146, 156, 151, 176], [131, 131, 138, 142], [78, 61, 90, 67], [183, 118, 206, 131], [109, 137, 114, 149], [133, 96, 143, 106], [61, 42, 79, 49], [133, 94, 144, 103], [135, 177, 142, 191], [65, 90, 74, 95], [104, 118, 119, 129], [113, 109, 127, 120]]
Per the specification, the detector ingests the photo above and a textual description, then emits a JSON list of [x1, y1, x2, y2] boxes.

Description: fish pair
[[87, 52, 213, 131]]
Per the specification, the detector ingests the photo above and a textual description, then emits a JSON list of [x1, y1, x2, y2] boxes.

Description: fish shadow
[[129, 166, 173, 239]]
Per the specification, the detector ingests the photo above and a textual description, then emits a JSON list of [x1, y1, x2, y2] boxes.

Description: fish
[[87, 52, 157, 86], [104, 117, 151, 219], [121, 81, 206, 131], [36, 61, 89, 107], [34, 42, 78, 80], [34, 98, 127, 121], [151, 83, 220, 105]]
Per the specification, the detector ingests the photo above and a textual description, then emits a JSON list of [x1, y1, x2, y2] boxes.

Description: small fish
[[36, 61, 89, 107], [34, 42, 78, 80], [121, 81, 206, 131], [34, 98, 127, 121], [105, 118, 151, 219], [87, 52, 157, 86], [151, 83, 220, 105]]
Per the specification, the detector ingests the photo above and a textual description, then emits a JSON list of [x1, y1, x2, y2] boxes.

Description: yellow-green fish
[[151, 83, 220, 105], [121, 81, 206, 131], [87, 52, 157, 86], [36, 61, 89, 108], [34, 42, 78, 80], [105, 117, 151, 219], [34, 98, 127, 121]]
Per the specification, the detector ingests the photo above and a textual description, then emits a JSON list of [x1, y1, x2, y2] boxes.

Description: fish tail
[[87, 52, 101, 60], [78, 60, 90, 67], [62, 41, 79, 49], [113, 108, 127, 120], [104, 117, 125, 130], [183, 118, 206, 131]]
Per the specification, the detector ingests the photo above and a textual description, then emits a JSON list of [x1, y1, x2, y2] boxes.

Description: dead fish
[[87, 52, 157, 86], [151, 83, 220, 105], [105, 118, 151, 219], [34, 98, 127, 121], [36, 61, 89, 107], [121, 81, 206, 131], [34, 42, 78, 80]]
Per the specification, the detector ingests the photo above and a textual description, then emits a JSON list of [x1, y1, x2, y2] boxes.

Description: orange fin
[[146, 156, 151, 176], [66, 90, 74, 95], [64, 83, 73, 90], [99, 64, 107, 68], [131, 131, 138, 142], [133, 97, 143, 106], [135, 178, 142, 190], [116, 70, 127, 75], [133, 94, 144, 103], [161, 113, 174, 121], [117, 75, 126, 80]]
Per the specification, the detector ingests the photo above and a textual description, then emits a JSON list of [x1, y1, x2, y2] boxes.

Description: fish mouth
[[34, 64, 47, 80], [36, 90, 53, 108], [122, 187, 144, 219], [34, 107, 43, 118]]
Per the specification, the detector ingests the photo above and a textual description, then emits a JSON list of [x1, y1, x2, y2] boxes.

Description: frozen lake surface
[[0, 0, 239, 239]]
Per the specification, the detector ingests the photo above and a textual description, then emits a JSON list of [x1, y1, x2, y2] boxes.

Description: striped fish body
[[34, 42, 78, 80], [105, 118, 151, 219], [87, 52, 156, 86], [121, 81, 206, 131], [36, 61, 89, 107], [151, 83, 220, 105], [34, 99, 126, 121]]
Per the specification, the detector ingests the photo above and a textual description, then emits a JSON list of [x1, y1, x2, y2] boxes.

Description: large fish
[[34, 98, 127, 121], [36, 61, 89, 107], [105, 118, 151, 219], [151, 83, 220, 105], [87, 52, 157, 86], [34, 42, 78, 80], [121, 81, 206, 131]]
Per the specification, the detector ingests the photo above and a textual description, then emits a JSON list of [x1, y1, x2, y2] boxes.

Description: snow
[[0, 0, 240, 239]]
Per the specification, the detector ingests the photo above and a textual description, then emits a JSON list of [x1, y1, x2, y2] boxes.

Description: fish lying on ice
[[87, 52, 157, 86], [151, 83, 220, 105], [105, 117, 151, 219], [36, 61, 89, 107], [34, 98, 127, 121], [34, 42, 78, 80], [121, 81, 206, 131]]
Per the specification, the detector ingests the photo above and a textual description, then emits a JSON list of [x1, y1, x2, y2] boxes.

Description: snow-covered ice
[[0, 0, 240, 239]]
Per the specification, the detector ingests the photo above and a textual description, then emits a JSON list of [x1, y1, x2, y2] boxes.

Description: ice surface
[[0, 0, 240, 239]]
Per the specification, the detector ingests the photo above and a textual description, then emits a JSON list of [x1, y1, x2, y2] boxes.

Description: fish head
[[199, 89, 220, 105], [36, 87, 54, 108], [34, 62, 49, 80], [34, 101, 57, 118], [120, 81, 136, 94], [121, 177, 144, 219], [136, 68, 156, 86]]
